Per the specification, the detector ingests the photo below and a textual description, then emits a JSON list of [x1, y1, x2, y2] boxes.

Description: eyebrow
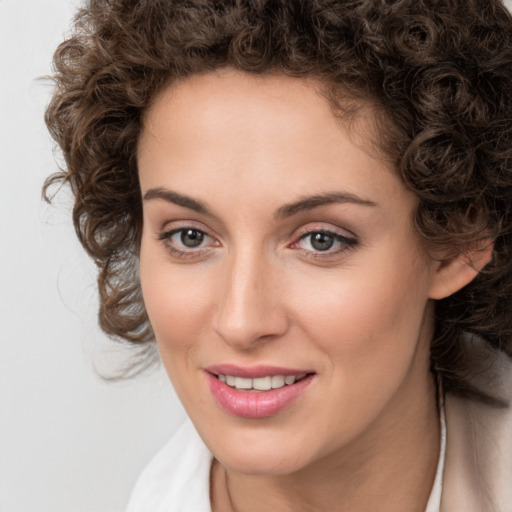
[[143, 187, 377, 220], [143, 187, 216, 217], [274, 193, 378, 220]]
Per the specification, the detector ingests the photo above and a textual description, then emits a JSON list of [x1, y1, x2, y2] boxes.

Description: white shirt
[[126, 420, 212, 512]]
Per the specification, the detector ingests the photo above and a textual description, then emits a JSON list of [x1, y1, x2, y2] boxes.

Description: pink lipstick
[[205, 365, 315, 418]]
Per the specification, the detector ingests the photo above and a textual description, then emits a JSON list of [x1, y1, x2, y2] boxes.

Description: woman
[[44, 0, 512, 510]]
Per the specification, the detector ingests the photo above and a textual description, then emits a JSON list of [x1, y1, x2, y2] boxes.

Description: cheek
[[282, 255, 433, 447], [139, 255, 217, 411], [139, 244, 214, 359], [290, 252, 432, 371]]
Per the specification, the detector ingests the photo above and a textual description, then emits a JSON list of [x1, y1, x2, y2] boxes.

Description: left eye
[[297, 231, 355, 253]]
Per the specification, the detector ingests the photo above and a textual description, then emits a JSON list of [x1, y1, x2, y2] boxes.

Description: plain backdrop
[[0, 1, 186, 511], [2, 0, 512, 511]]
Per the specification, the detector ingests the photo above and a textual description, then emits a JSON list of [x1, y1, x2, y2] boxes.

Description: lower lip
[[206, 373, 315, 418]]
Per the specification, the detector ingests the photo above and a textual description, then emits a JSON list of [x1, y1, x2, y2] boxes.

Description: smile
[[205, 366, 315, 418], [218, 373, 308, 391]]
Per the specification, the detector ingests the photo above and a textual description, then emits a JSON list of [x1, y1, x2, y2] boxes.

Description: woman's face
[[138, 70, 439, 475]]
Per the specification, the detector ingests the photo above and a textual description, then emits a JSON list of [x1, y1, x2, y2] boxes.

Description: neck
[[211, 370, 440, 512]]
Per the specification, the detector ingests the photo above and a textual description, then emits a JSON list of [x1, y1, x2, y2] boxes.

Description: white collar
[[424, 396, 446, 512]]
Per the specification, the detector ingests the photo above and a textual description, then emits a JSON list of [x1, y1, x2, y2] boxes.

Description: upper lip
[[204, 364, 314, 379]]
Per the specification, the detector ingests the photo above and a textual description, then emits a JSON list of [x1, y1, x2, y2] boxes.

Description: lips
[[205, 365, 315, 418]]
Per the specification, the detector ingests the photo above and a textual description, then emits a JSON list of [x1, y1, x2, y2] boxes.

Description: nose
[[212, 249, 289, 350]]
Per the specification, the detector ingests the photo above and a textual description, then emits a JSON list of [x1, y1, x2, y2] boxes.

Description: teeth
[[284, 375, 296, 385], [253, 376, 272, 390], [235, 377, 252, 389], [271, 375, 285, 388], [218, 374, 306, 390]]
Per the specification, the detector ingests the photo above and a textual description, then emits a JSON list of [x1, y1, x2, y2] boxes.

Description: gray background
[[0, 1, 185, 511], [1, 0, 511, 510]]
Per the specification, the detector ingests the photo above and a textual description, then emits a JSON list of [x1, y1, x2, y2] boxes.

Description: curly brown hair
[[44, 0, 512, 403]]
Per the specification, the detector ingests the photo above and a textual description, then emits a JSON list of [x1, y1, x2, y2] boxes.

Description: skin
[[137, 69, 482, 512]]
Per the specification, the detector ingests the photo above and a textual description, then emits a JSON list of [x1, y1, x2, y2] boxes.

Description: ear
[[428, 240, 494, 300]]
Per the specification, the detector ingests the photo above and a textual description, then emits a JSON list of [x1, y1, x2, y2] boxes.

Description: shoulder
[[126, 419, 213, 512], [442, 345, 512, 512]]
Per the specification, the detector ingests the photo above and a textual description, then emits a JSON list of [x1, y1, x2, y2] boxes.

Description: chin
[[219, 448, 312, 476], [201, 421, 318, 476]]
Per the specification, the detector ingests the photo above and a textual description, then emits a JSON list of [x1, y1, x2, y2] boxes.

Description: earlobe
[[428, 240, 494, 300]]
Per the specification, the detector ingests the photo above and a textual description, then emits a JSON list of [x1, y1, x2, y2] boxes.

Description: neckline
[[424, 394, 446, 512]]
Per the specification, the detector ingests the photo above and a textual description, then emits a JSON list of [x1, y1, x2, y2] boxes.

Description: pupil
[[181, 229, 204, 247], [311, 232, 334, 251]]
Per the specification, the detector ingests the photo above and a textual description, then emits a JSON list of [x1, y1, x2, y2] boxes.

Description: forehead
[[137, 69, 411, 214], [140, 70, 386, 163], [142, 70, 341, 146], [145, 69, 386, 143]]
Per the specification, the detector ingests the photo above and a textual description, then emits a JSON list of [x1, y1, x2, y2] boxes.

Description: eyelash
[[291, 230, 358, 260], [157, 227, 358, 260], [158, 227, 217, 259]]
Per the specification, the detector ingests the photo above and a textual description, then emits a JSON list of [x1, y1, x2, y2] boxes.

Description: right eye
[[158, 227, 218, 258]]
